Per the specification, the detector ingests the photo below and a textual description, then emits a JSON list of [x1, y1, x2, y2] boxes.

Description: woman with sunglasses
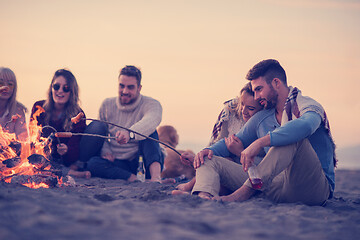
[[0, 67, 28, 141], [30, 69, 90, 178]]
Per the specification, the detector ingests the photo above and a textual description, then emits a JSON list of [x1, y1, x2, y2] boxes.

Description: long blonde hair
[[235, 82, 255, 118], [0, 67, 27, 117], [43, 69, 81, 131]]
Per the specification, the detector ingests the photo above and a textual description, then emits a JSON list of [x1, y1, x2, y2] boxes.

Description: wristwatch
[[129, 131, 135, 140]]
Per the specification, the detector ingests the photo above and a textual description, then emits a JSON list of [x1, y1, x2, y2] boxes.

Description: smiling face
[[118, 75, 142, 105], [251, 76, 278, 110], [239, 91, 263, 122], [51, 76, 70, 108], [0, 78, 15, 101]]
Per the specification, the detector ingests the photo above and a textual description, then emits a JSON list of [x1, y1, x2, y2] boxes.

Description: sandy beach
[[0, 169, 359, 240]]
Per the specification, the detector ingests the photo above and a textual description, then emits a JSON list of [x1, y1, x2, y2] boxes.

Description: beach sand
[[0, 169, 359, 240]]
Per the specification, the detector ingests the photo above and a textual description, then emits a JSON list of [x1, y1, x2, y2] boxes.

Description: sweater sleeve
[[269, 111, 321, 146], [130, 98, 162, 139]]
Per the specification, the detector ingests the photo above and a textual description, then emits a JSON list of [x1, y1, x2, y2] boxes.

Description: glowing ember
[[0, 106, 62, 188], [23, 182, 49, 189]]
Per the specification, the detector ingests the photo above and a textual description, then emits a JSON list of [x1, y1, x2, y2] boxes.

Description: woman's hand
[[224, 135, 244, 157], [57, 143, 68, 156], [193, 149, 213, 169]]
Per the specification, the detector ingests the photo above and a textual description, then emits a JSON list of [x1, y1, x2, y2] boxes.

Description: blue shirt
[[209, 108, 335, 195]]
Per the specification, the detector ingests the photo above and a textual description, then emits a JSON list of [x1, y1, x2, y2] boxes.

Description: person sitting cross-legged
[[79, 65, 164, 182], [191, 59, 335, 206]]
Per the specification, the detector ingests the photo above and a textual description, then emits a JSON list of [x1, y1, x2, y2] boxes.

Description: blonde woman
[[174, 83, 263, 194], [0, 67, 28, 141]]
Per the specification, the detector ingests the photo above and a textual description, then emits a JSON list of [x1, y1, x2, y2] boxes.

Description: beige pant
[[192, 139, 330, 205]]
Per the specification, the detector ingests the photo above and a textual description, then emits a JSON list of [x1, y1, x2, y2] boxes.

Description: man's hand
[[115, 130, 130, 144], [180, 151, 195, 166], [240, 146, 256, 172], [193, 149, 213, 169], [224, 135, 244, 157], [102, 153, 115, 162], [241, 135, 270, 171], [57, 143, 68, 156]]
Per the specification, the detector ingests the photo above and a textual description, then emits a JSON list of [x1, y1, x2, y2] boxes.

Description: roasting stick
[[3, 114, 20, 128], [55, 132, 117, 140], [70, 112, 182, 156], [42, 126, 61, 145]]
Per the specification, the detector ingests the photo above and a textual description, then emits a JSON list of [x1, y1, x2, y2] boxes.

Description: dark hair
[[119, 65, 142, 86], [43, 69, 81, 131], [246, 59, 287, 85]]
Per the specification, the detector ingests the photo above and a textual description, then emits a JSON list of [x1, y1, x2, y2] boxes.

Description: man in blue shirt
[[188, 59, 335, 205]]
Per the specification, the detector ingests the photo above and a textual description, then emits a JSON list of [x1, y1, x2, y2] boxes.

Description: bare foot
[[198, 191, 213, 200], [128, 174, 138, 182], [68, 169, 91, 179], [150, 176, 162, 183], [83, 171, 91, 179], [176, 177, 195, 191], [161, 178, 176, 184], [214, 185, 256, 202], [171, 189, 190, 195]]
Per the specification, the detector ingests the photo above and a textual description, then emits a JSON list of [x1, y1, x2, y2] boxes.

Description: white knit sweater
[[99, 94, 162, 160]]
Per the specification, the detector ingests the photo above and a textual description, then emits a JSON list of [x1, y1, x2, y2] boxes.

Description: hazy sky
[[1, 0, 359, 153]]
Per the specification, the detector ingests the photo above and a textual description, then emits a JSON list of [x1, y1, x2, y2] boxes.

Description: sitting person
[[192, 59, 335, 206], [158, 125, 195, 180], [0, 67, 28, 142], [80, 65, 164, 182], [30, 69, 90, 179], [174, 82, 263, 194]]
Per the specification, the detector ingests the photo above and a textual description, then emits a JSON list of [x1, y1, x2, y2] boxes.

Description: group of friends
[[0, 59, 336, 206]]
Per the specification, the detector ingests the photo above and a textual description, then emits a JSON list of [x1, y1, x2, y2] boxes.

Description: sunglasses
[[52, 83, 70, 93]]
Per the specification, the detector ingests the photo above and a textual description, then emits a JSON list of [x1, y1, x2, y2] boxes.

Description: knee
[[203, 156, 221, 168], [148, 130, 159, 140], [85, 121, 107, 135], [86, 156, 104, 170]]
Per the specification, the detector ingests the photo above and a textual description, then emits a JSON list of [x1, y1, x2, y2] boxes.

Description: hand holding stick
[[70, 112, 182, 156]]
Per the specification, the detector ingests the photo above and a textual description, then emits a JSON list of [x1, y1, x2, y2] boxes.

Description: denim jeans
[[79, 121, 164, 180]]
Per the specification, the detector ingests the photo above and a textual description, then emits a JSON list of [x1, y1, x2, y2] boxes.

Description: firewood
[[2, 157, 21, 168], [11, 174, 58, 188]]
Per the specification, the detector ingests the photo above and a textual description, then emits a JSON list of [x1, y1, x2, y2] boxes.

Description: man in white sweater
[[82, 66, 164, 182]]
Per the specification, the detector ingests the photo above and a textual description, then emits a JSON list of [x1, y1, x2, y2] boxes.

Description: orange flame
[[0, 106, 61, 188]]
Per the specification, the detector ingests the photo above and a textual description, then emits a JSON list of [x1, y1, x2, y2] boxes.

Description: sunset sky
[[1, 0, 359, 158]]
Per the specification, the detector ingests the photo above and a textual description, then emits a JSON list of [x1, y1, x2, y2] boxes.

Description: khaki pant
[[192, 139, 330, 205]]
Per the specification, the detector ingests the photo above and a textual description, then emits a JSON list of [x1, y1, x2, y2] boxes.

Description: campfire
[[0, 106, 63, 189]]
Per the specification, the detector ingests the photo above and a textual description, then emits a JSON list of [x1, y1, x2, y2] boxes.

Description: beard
[[119, 93, 138, 105], [262, 86, 278, 109]]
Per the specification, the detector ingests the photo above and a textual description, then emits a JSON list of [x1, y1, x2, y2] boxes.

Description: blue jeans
[[79, 121, 164, 180]]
